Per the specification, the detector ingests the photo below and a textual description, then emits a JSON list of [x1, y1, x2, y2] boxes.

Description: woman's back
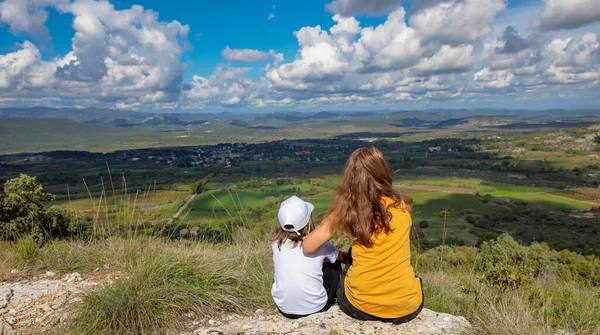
[[344, 197, 422, 318]]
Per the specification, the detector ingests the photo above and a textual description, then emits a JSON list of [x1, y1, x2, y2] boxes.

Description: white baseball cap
[[278, 196, 315, 235]]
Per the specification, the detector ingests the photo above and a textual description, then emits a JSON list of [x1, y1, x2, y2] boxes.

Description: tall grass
[[3, 174, 600, 335], [70, 253, 231, 334], [66, 233, 273, 334], [421, 269, 600, 335]]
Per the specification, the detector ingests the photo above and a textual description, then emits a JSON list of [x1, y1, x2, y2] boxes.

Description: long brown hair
[[271, 217, 315, 250], [329, 146, 412, 247]]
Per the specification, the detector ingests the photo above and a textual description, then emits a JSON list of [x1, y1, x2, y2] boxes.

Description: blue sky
[[0, 0, 599, 112]]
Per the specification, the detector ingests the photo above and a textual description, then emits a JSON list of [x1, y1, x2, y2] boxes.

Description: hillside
[[0, 234, 598, 335], [0, 118, 177, 154], [0, 173, 599, 334]]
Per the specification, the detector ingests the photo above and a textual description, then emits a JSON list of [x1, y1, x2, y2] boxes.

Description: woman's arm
[[303, 214, 338, 253]]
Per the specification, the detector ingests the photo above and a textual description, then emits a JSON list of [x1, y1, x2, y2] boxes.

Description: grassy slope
[[1, 234, 598, 335]]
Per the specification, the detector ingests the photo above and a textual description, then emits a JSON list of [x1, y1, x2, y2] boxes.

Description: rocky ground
[[0, 272, 98, 335], [1, 274, 471, 335], [179, 306, 471, 335]]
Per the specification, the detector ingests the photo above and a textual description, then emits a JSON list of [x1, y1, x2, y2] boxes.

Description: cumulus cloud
[[0, 0, 60, 39], [496, 26, 530, 54], [0, 0, 190, 110], [536, 0, 600, 31], [356, 8, 423, 72], [0, 41, 41, 88], [547, 33, 599, 68], [409, 0, 506, 45], [185, 65, 257, 108], [415, 44, 473, 75], [266, 8, 424, 91], [1, 0, 599, 111], [222, 46, 270, 62], [325, 0, 401, 16], [475, 29, 600, 91]]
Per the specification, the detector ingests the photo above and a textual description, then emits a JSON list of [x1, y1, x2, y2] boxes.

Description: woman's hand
[[303, 213, 338, 253]]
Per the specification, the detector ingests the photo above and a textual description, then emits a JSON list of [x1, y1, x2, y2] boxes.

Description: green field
[[485, 192, 594, 211], [394, 178, 552, 193], [181, 175, 598, 250], [189, 178, 594, 222], [410, 193, 508, 215], [183, 189, 296, 221]]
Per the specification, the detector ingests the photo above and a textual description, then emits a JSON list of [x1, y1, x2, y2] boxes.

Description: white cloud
[[0, 41, 41, 88], [410, 0, 507, 45], [267, 13, 275, 20], [185, 65, 258, 108], [475, 29, 600, 90], [222, 46, 270, 62], [415, 44, 473, 75], [0, 0, 190, 110], [547, 33, 599, 67], [356, 8, 423, 72], [474, 67, 515, 89], [266, 8, 424, 90], [325, 0, 401, 16], [0, 0, 61, 38], [1, 0, 599, 111], [536, 0, 600, 31]]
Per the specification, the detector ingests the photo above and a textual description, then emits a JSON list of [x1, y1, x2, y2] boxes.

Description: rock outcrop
[[1, 277, 471, 335], [0, 276, 97, 335], [181, 306, 471, 335]]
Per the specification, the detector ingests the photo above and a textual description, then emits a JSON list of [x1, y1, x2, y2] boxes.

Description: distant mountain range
[[0, 107, 210, 127], [0, 107, 347, 127], [1, 106, 599, 128]]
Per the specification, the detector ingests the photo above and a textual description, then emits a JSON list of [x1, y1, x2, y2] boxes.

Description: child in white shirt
[[271, 196, 346, 318]]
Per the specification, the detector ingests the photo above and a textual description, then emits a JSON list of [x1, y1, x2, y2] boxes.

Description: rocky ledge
[[1, 276, 471, 335], [181, 306, 471, 335], [0, 273, 97, 335]]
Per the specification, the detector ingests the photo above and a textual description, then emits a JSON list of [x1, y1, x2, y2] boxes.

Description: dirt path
[[168, 194, 197, 224]]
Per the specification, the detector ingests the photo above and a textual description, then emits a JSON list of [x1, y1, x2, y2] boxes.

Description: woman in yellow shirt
[[303, 146, 423, 324]]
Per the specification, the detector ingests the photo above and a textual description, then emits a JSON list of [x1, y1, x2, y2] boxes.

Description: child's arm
[[303, 212, 338, 253]]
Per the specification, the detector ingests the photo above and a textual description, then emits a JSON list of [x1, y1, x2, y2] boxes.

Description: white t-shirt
[[271, 240, 339, 315]]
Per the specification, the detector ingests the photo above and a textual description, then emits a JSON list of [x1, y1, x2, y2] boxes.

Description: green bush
[[0, 174, 83, 241]]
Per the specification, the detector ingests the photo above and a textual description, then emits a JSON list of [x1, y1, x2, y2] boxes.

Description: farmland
[[173, 174, 599, 254], [2, 108, 599, 255]]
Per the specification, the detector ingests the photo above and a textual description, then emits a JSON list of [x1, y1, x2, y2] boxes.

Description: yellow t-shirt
[[344, 197, 423, 318]]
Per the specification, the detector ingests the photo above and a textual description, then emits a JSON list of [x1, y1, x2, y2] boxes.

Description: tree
[[0, 174, 79, 241]]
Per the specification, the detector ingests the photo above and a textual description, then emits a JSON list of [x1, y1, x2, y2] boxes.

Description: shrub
[[477, 234, 535, 291], [0, 174, 83, 241]]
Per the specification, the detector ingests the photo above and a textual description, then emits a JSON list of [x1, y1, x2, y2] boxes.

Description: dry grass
[[3, 232, 600, 335], [1, 232, 275, 335], [421, 270, 600, 335]]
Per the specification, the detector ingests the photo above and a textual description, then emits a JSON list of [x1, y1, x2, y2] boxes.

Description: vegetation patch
[[70, 253, 234, 335]]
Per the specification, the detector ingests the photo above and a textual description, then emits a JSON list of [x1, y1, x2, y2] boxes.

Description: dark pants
[[278, 261, 343, 319], [336, 248, 424, 325]]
